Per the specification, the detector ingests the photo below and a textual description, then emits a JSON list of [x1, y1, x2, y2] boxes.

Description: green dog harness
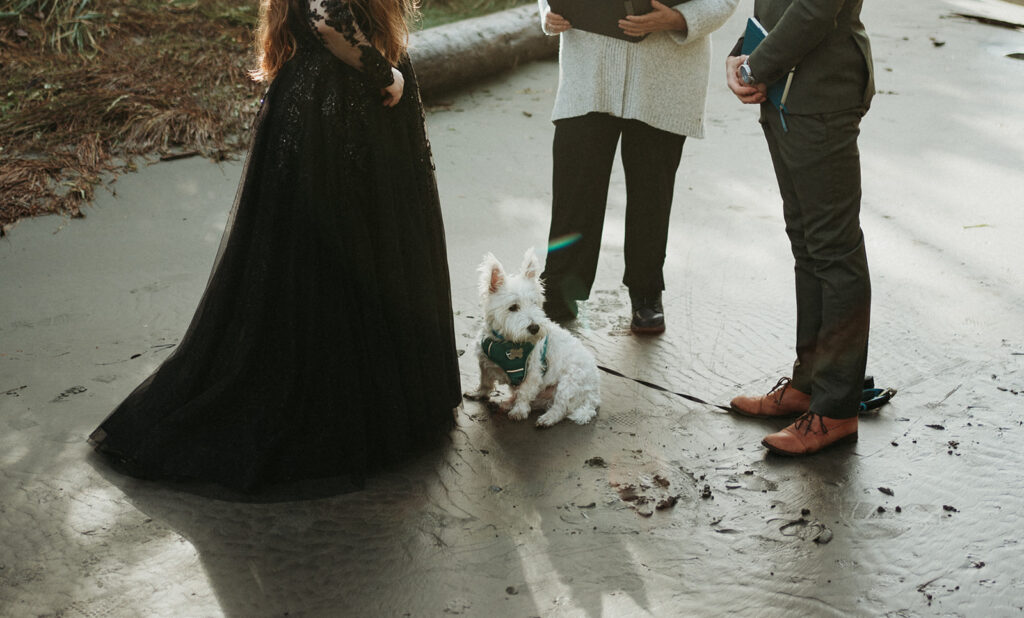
[[481, 330, 548, 386]]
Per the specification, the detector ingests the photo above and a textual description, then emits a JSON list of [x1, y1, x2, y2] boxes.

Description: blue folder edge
[[741, 17, 794, 130]]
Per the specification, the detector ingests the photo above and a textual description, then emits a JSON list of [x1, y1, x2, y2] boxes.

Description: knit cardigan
[[538, 0, 739, 138]]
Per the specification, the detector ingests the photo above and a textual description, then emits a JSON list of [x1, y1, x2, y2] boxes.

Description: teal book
[[741, 17, 794, 111]]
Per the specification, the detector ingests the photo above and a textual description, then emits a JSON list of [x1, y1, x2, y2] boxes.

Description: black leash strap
[[597, 365, 734, 412], [598, 365, 897, 414]]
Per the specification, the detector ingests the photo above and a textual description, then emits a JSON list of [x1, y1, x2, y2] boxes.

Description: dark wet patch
[[443, 598, 472, 614], [916, 577, 960, 606], [584, 456, 607, 468], [97, 343, 176, 366], [611, 475, 682, 517], [51, 385, 87, 403], [656, 495, 678, 510], [814, 528, 834, 544], [945, 12, 1024, 30], [775, 517, 833, 544]]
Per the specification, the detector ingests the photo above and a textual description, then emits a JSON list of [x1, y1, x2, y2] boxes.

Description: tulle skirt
[[90, 50, 462, 492]]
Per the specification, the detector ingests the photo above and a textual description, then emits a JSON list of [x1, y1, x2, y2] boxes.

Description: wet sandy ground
[[3, 0, 1024, 615]]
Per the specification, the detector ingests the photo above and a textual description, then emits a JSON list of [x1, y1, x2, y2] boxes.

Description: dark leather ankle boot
[[629, 291, 665, 335]]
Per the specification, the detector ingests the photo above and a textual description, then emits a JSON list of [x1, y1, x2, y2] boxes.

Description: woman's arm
[[618, 0, 688, 39], [307, 0, 404, 105]]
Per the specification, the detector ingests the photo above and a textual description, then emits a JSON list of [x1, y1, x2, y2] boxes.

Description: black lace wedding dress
[[89, 0, 461, 493]]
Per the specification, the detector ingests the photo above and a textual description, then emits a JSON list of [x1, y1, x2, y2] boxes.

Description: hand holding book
[[618, 0, 687, 39], [726, 54, 767, 105], [547, 0, 690, 42], [739, 17, 794, 112], [724, 18, 797, 131], [543, 9, 572, 34]]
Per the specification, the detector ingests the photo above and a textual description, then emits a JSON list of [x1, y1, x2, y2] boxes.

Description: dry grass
[[1, 0, 109, 54], [0, 0, 530, 234], [0, 0, 263, 233], [417, 0, 529, 29]]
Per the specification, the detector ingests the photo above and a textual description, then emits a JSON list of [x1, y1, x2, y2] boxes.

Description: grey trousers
[[762, 107, 871, 419]]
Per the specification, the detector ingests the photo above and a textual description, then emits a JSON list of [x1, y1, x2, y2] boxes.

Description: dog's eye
[[509, 304, 520, 312]]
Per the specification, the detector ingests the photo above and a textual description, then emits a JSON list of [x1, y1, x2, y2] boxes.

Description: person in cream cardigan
[[537, 0, 738, 333]]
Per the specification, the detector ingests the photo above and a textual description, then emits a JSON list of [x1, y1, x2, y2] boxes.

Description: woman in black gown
[[89, 0, 462, 492]]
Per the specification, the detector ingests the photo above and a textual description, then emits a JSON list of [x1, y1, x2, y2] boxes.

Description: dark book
[[549, 0, 682, 43]]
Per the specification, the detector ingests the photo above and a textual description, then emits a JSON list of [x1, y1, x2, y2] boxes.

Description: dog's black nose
[[528, 324, 540, 335]]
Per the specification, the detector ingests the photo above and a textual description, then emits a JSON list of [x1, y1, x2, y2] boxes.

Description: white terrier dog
[[464, 248, 600, 427]]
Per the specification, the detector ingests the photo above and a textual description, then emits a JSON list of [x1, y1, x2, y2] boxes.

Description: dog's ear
[[520, 247, 540, 280], [479, 253, 505, 295], [489, 263, 505, 294]]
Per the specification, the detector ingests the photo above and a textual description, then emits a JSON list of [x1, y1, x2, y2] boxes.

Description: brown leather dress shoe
[[730, 377, 810, 418], [762, 413, 858, 456]]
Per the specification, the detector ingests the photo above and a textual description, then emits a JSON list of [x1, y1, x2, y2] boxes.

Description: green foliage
[[1, 0, 107, 53]]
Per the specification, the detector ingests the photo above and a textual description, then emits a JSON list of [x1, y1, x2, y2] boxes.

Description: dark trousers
[[541, 112, 685, 312], [762, 107, 871, 419]]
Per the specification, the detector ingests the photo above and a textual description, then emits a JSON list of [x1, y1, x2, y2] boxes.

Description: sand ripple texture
[[3, 0, 1024, 615]]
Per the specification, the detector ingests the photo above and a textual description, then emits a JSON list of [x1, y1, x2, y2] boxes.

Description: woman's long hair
[[250, 0, 418, 83]]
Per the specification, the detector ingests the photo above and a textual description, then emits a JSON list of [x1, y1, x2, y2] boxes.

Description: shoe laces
[[792, 412, 828, 436], [767, 377, 792, 405]]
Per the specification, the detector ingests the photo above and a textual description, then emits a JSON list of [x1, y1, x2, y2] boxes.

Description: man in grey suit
[[725, 0, 874, 456]]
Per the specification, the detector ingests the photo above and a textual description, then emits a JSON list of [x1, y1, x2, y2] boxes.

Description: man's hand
[[381, 67, 404, 107], [545, 10, 571, 34], [619, 0, 687, 38], [726, 55, 767, 104]]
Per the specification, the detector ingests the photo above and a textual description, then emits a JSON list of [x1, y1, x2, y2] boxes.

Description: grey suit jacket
[[732, 0, 874, 114]]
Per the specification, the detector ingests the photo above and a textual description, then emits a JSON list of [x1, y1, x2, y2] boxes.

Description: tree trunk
[[410, 5, 560, 98]]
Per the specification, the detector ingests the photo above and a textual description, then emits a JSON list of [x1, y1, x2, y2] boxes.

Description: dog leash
[[597, 366, 897, 414], [860, 387, 897, 412], [596, 365, 734, 412]]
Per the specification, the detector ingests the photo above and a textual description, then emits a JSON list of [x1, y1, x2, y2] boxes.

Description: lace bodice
[[306, 0, 395, 89]]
